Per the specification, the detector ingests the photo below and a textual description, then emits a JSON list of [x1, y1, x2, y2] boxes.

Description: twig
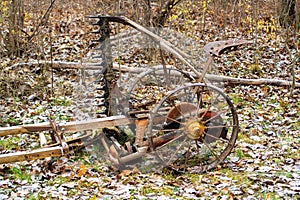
[[27, 0, 56, 42]]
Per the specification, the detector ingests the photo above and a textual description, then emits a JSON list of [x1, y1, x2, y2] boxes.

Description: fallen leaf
[[77, 164, 87, 177]]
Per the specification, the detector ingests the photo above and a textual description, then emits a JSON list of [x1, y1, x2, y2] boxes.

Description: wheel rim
[[147, 83, 239, 173]]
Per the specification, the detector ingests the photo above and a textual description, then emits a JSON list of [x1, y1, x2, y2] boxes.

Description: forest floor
[[0, 1, 299, 199]]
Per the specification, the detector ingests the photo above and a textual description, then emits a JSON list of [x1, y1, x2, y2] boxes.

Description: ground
[[0, 0, 299, 199]]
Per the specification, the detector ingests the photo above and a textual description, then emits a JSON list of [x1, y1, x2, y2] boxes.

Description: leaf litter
[[0, 0, 300, 199]]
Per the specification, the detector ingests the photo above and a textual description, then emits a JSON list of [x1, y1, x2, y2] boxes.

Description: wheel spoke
[[158, 127, 185, 133], [155, 133, 185, 150], [165, 136, 188, 166], [196, 88, 206, 117], [206, 124, 237, 129], [203, 140, 221, 162], [155, 111, 185, 126], [204, 130, 232, 144], [183, 140, 192, 172]]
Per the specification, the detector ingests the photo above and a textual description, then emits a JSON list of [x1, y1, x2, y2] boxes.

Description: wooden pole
[[0, 115, 131, 137]]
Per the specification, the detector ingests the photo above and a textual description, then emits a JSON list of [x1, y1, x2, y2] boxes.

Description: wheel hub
[[185, 119, 206, 140]]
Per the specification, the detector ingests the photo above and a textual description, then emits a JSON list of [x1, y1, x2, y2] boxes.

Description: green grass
[[9, 166, 32, 182], [47, 176, 70, 186], [140, 185, 177, 197], [0, 137, 22, 150], [260, 192, 282, 200], [290, 121, 300, 131], [219, 170, 253, 187], [2, 117, 21, 126], [236, 148, 244, 159], [237, 132, 255, 144], [52, 96, 72, 107], [229, 93, 244, 104], [26, 194, 42, 200]]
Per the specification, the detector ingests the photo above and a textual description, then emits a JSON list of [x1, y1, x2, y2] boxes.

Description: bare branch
[[9, 61, 300, 88], [27, 0, 56, 42]]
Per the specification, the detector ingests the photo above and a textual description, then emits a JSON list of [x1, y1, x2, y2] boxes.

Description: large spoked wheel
[[147, 83, 239, 173]]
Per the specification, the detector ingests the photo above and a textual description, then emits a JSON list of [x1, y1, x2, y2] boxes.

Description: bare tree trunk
[[143, 0, 152, 27], [279, 0, 299, 95], [279, 0, 300, 29], [295, 0, 300, 30], [6, 0, 24, 57]]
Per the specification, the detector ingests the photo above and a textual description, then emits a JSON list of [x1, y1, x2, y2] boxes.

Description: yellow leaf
[[89, 195, 97, 200], [77, 164, 87, 177]]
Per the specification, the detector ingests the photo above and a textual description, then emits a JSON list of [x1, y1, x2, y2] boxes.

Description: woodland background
[[0, 0, 299, 199]]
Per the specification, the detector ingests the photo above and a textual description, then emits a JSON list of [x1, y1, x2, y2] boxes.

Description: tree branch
[[27, 0, 56, 42], [9, 61, 300, 88], [153, 0, 183, 27]]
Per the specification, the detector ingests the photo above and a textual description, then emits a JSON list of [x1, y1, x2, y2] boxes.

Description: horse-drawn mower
[[0, 16, 249, 173]]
